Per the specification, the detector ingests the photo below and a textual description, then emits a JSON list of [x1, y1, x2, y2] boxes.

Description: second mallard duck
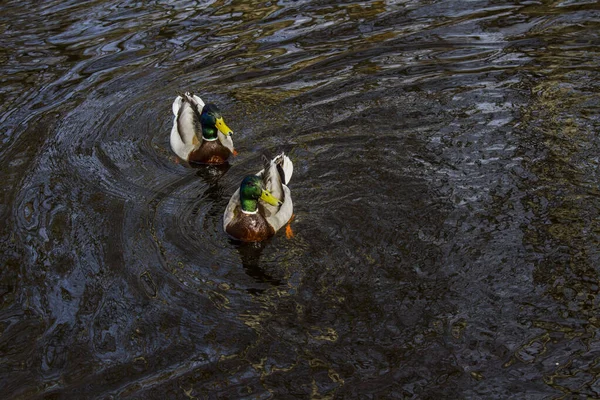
[[170, 92, 236, 165], [223, 153, 294, 242]]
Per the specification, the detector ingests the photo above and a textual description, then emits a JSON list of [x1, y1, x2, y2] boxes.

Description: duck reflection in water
[[232, 240, 283, 295], [170, 162, 231, 212], [194, 161, 231, 185]]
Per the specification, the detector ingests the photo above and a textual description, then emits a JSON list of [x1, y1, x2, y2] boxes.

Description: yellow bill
[[260, 189, 281, 206], [215, 117, 233, 136]]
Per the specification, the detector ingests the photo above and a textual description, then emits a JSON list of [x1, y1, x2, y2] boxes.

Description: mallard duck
[[170, 92, 236, 164], [223, 153, 294, 242]]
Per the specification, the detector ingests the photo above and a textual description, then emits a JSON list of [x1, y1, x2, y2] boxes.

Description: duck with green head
[[170, 92, 236, 164], [223, 153, 294, 242]]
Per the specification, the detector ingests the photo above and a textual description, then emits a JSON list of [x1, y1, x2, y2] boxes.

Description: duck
[[223, 153, 294, 242], [170, 92, 236, 164]]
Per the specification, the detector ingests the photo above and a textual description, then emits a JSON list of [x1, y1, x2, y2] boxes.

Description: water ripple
[[1, 0, 600, 398]]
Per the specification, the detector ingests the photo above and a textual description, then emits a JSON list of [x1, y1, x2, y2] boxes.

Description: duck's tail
[[264, 152, 293, 186], [172, 92, 205, 116]]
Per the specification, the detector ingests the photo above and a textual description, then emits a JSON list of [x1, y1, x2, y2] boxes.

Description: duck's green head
[[239, 175, 281, 213], [200, 104, 233, 140]]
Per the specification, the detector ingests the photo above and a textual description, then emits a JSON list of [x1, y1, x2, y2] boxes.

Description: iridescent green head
[[200, 104, 233, 140], [239, 175, 281, 213]]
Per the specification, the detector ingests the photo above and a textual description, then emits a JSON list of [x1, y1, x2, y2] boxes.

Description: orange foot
[[285, 214, 295, 239]]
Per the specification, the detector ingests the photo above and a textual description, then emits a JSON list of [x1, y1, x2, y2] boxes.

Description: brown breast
[[226, 212, 275, 242], [188, 140, 231, 164]]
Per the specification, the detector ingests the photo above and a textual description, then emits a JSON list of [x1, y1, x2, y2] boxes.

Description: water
[[1, 0, 599, 398]]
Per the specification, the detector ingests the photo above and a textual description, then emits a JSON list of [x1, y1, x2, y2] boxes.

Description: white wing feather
[[170, 93, 206, 160], [223, 188, 240, 231], [265, 184, 293, 232]]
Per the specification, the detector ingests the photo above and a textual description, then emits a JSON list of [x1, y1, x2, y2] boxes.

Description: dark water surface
[[2, 0, 600, 398]]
